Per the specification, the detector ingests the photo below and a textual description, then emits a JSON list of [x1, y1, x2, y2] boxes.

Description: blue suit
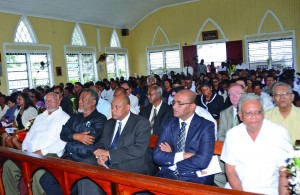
[[153, 114, 215, 185]]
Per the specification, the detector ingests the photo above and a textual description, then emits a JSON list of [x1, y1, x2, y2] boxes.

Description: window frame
[[146, 43, 181, 75], [64, 45, 98, 83], [105, 47, 129, 79], [3, 43, 54, 94], [245, 30, 296, 71]]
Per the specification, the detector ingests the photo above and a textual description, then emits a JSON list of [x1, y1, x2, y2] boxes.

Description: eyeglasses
[[146, 92, 157, 97], [273, 91, 293, 98], [241, 110, 262, 117], [172, 100, 192, 106], [228, 92, 244, 97]]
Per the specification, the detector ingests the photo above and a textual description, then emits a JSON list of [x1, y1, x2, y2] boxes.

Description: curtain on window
[[182, 45, 197, 71], [226, 40, 243, 64]]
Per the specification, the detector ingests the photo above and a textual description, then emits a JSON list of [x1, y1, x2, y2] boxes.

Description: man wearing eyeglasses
[[265, 81, 300, 145], [121, 82, 140, 113], [153, 89, 215, 185], [221, 94, 293, 195], [140, 85, 173, 136]]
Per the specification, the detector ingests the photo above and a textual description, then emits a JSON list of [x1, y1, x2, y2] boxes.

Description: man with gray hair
[[221, 93, 293, 195], [140, 85, 173, 136], [265, 81, 300, 144], [40, 88, 107, 194], [2, 92, 70, 195]]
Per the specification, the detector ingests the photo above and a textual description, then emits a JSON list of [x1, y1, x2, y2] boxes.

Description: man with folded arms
[[2, 92, 70, 195], [40, 88, 107, 195], [153, 89, 215, 185], [221, 94, 293, 194]]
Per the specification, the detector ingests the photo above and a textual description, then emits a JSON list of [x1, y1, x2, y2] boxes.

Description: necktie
[[110, 121, 122, 150], [233, 114, 239, 126], [150, 108, 157, 134], [177, 122, 186, 152]]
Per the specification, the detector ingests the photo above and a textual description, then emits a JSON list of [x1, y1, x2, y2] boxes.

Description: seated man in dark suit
[[153, 89, 215, 185], [77, 94, 152, 194], [140, 85, 173, 175], [140, 85, 173, 136]]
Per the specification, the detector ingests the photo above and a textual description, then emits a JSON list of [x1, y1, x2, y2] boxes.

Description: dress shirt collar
[[152, 99, 163, 113], [179, 114, 194, 129], [117, 111, 130, 134]]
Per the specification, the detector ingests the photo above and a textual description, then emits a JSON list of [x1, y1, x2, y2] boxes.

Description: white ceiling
[[0, 0, 198, 29]]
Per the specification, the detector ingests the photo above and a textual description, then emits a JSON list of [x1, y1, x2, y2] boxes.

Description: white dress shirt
[[22, 107, 70, 157]]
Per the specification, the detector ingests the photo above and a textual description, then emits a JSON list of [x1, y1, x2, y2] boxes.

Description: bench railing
[[0, 146, 261, 195]]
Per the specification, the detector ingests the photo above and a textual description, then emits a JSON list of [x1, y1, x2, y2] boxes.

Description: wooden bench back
[[0, 147, 260, 195]]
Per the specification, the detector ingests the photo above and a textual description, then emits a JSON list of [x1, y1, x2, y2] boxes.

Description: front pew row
[[0, 138, 263, 195]]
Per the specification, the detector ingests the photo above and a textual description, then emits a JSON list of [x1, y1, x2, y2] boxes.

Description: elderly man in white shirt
[[221, 94, 293, 195], [2, 92, 70, 195]]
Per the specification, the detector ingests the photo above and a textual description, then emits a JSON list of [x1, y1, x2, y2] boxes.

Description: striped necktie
[[177, 122, 186, 152]]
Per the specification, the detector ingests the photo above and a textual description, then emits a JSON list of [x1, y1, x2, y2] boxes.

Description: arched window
[[71, 24, 86, 46], [110, 29, 121, 48], [14, 16, 37, 43], [65, 23, 98, 83], [4, 16, 53, 93]]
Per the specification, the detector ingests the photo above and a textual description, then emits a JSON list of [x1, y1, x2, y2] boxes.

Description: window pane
[[197, 43, 226, 67], [117, 54, 126, 77], [107, 54, 116, 79], [149, 52, 163, 71], [166, 50, 180, 69], [6, 53, 29, 93], [66, 54, 80, 82], [248, 41, 269, 69], [271, 38, 293, 69], [82, 54, 95, 82], [29, 53, 50, 87]]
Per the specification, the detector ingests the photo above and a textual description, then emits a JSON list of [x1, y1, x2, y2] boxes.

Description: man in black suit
[[78, 94, 152, 194], [140, 85, 173, 136]]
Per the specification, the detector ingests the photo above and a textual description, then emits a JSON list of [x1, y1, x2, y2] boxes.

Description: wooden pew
[[0, 146, 260, 195]]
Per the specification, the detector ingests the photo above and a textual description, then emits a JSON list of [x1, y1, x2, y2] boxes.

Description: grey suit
[[77, 113, 152, 195], [218, 105, 235, 141], [97, 112, 152, 173]]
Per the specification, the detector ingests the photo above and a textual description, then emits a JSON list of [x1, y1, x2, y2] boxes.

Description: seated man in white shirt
[[2, 92, 70, 195], [252, 81, 274, 111], [121, 82, 140, 113], [221, 94, 293, 195]]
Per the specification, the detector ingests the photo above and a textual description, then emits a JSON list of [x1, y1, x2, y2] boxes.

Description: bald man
[[153, 89, 215, 185], [78, 95, 152, 194]]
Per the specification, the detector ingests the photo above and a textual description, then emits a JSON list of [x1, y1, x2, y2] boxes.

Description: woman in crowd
[[162, 79, 173, 103], [29, 89, 45, 111], [197, 81, 224, 120], [1, 96, 18, 123], [1, 96, 18, 146], [4, 93, 38, 149]]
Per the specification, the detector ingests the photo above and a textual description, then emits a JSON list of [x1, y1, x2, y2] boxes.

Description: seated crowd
[[0, 64, 300, 195]]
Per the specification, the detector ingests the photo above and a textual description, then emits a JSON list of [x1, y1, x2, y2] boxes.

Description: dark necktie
[[150, 108, 157, 134], [177, 122, 186, 152], [110, 121, 122, 150]]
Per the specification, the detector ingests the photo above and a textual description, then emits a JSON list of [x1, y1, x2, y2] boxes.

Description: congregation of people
[[1, 58, 300, 195]]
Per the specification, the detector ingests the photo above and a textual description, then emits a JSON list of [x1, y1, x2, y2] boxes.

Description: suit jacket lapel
[[185, 115, 197, 144], [106, 120, 117, 149], [118, 113, 134, 143], [172, 118, 180, 150]]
